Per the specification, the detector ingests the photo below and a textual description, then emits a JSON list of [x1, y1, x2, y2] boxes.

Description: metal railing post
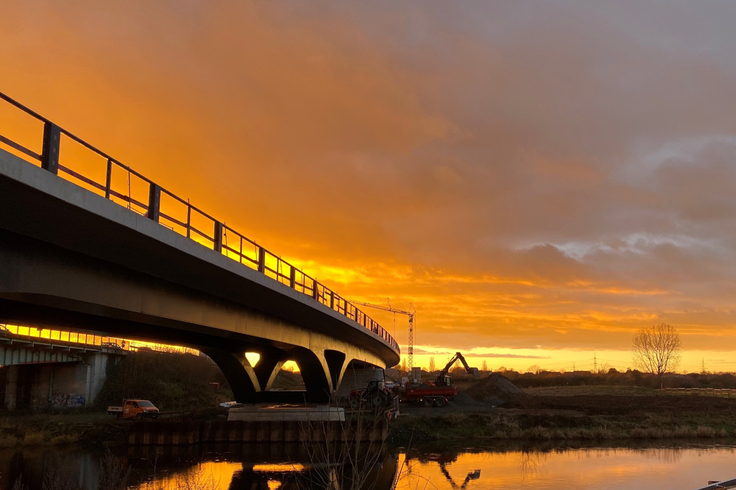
[[312, 280, 319, 300], [147, 184, 161, 222], [186, 203, 191, 238], [257, 247, 266, 273], [41, 122, 61, 174], [213, 221, 223, 252], [104, 159, 113, 199], [289, 267, 296, 289]]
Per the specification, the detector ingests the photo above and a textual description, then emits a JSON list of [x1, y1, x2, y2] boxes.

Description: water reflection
[[399, 442, 736, 490], [129, 443, 399, 490], [0, 441, 734, 489], [0, 449, 99, 490]]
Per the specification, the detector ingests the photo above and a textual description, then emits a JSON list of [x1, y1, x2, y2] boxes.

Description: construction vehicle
[[348, 379, 396, 410], [403, 352, 480, 407], [435, 352, 480, 387], [404, 383, 457, 407]]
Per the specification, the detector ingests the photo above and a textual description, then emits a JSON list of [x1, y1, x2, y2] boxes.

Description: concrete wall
[[85, 352, 109, 405], [2, 352, 116, 411], [336, 364, 384, 398]]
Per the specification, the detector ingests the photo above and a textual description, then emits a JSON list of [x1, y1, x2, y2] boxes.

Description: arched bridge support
[[202, 345, 365, 404], [198, 348, 260, 403]]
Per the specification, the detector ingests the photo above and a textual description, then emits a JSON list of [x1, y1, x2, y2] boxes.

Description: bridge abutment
[[1, 350, 122, 411]]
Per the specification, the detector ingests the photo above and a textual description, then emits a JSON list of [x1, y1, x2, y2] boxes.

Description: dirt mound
[[451, 392, 478, 406], [271, 370, 304, 390], [464, 373, 526, 404]]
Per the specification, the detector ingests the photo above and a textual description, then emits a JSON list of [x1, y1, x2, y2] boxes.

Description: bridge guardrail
[[0, 92, 399, 353], [0, 324, 200, 355]]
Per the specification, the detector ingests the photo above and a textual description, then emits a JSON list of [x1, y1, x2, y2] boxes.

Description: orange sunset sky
[[3, 2, 736, 373]]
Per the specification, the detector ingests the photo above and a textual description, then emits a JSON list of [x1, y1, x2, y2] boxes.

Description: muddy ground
[[503, 394, 736, 415], [390, 393, 736, 446]]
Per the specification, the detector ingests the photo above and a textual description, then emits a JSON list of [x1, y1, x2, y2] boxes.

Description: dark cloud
[[3, 1, 736, 368]]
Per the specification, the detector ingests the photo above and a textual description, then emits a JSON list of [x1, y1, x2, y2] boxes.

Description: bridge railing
[[0, 324, 200, 355], [0, 92, 399, 353]]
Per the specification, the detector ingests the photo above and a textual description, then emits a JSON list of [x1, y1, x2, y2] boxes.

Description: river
[[1, 441, 734, 489]]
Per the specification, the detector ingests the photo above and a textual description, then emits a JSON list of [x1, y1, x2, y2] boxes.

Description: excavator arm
[[436, 353, 460, 384], [436, 352, 480, 385], [457, 353, 472, 371], [438, 462, 481, 489]]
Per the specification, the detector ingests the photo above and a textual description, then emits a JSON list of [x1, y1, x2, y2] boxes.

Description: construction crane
[[352, 300, 416, 371]]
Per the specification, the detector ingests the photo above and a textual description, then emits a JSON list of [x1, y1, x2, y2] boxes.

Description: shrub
[[50, 434, 78, 445], [22, 432, 44, 446], [696, 426, 716, 438], [94, 350, 231, 411]]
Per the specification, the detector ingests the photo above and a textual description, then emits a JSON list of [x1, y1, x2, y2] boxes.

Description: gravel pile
[[451, 392, 478, 406], [463, 373, 526, 404]]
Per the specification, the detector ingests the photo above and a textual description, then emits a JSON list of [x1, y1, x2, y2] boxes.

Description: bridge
[[0, 92, 400, 404]]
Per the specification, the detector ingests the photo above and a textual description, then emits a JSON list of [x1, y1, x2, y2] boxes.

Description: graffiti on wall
[[51, 394, 85, 408]]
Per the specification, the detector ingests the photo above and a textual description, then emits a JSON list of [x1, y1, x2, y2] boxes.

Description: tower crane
[[352, 300, 416, 371]]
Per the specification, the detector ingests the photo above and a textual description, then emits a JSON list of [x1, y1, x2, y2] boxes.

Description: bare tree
[[429, 357, 435, 372], [633, 323, 681, 380], [298, 401, 389, 490], [482, 360, 488, 372], [98, 450, 131, 490]]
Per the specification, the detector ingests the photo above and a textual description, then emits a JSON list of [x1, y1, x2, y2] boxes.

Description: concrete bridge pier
[[202, 346, 384, 404], [201, 346, 346, 404]]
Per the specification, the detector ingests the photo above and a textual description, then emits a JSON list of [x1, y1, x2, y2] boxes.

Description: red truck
[[405, 383, 457, 407]]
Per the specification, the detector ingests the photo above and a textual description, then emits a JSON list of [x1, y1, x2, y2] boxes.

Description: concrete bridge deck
[[0, 92, 399, 404]]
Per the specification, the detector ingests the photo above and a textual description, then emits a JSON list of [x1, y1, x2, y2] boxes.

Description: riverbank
[[0, 411, 127, 449], [388, 394, 736, 445], [3, 391, 736, 449]]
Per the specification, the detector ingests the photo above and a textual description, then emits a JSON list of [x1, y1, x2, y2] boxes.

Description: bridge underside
[[0, 149, 399, 404], [0, 229, 386, 403]]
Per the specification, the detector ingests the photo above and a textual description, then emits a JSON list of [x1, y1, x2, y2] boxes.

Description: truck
[[405, 383, 457, 407], [403, 352, 479, 407], [107, 399, 159, 419]]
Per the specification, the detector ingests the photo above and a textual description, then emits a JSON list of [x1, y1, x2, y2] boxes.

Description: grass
[[390, 405, 736, 444], [523, 385, 659, 396], [392, 412, 736, 442], [0, 411, 125, 448], [0, 431, 80, 448]]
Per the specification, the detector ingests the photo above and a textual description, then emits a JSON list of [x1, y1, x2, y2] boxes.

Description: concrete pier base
[[227, 404, 345, 422]]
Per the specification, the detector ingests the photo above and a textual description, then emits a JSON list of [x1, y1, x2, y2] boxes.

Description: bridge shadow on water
[[128, 442, 400, 490], [0, 442, 399, 490]]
